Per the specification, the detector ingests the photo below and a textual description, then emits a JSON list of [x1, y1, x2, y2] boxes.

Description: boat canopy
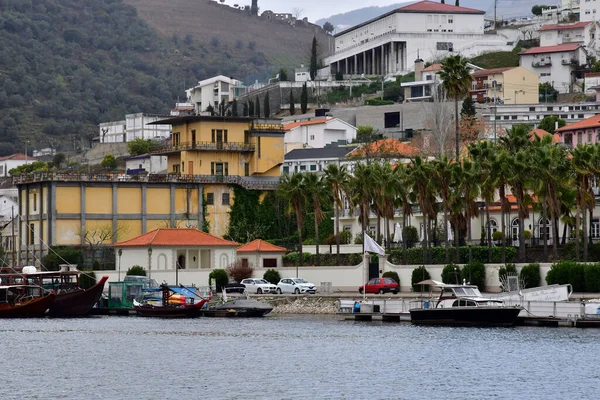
[[170, 287, 197, 297]]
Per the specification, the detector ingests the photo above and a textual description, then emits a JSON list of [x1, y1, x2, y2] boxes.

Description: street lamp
[[147, 246, 152, 279], [118, 249, 122, 281]]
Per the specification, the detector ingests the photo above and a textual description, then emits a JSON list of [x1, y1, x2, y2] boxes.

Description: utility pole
[[11, 206, 15, 268], [494, 0, 497, 31], [493, 81, 497, 143]]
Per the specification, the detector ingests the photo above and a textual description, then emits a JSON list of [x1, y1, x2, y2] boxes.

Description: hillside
[[0, 0, 330, 157], [124, 0, 332, 76]]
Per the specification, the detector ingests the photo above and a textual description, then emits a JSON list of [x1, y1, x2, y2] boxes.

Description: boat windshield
[[453, 287, 482, 297]]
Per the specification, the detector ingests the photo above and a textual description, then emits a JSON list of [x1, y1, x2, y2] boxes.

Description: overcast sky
[[254, 0, 410, 22]]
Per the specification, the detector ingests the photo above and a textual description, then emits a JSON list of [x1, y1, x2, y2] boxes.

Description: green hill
[[470, 50, 520, 70], [0, 0, 328, 156]]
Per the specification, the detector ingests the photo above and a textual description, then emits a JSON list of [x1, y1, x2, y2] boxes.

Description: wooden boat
[[409, 280, 522, 327], [133, 285, 208, 318], [19, 266, 109, 317], [0, 285, 55, 318]]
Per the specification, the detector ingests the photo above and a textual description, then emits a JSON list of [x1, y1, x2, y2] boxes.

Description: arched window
[[220, 254, 229, 269], [538, 218, 551, 240], [486, 219, 498, 234], [511, 218, 520, 240]]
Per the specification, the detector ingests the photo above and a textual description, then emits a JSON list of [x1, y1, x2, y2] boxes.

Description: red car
[[359, 277, 399, 294]]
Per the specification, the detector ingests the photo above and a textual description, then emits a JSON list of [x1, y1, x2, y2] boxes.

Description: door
[[177, 255, 185, 269], [188, 161, 194, 176], [191, 131, 196, 149], [216, 130, 223, 149], [369, 261, 379, 280]]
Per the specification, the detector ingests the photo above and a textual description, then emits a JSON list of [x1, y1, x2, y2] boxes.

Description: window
[[592, 219, 600, 239], [448, 18, 453, 23], [310, 135, 315, 140], [343, 225, 352, 232], [529, 107, 536, 112], [486, 219, 498, 234], [538, 218, 551, 240], [0, 165, 3, 175], [300, 165, 306, 171], [29, 223, 35, 245], [181, 162, 184, 172], [206, 193, 214, 205], [222, 192, 230, 205], [244, 163, 250, 176], [33, 193, 37, 212], [511, 219, 520, 241], [282, 166, 289, 174], [310, 165, 317, 171]]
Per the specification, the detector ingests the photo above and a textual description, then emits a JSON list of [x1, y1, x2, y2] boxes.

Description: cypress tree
[[300, 83, 308, 114], [264, 92, 270, 117], [248, 101, 254, 117], [255, 95, 261, 117], [309, 36, 318, 81], [460, 96, 476, 118], [243, 101, 249, 117], [232, 99, 238, 117], [289, 90, 296, 116]]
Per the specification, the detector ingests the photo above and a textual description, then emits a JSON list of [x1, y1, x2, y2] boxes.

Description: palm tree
[[277, 172, 306, 266], [406, 157, 436, 264], [323, 163, 349, 264], [393, 164, 412, 264], [571, 145, 596, 261], [439, 55, 472, 159], [348, 163, 375, 237], [303, 173, 328, 265], [431, 157, 453, 263]]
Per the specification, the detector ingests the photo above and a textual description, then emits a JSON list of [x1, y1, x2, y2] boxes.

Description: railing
[[561, 58, 577, 66], [532, 60, 552, 67], [151, 141, 255, 154], [12, 172, 280, 191]]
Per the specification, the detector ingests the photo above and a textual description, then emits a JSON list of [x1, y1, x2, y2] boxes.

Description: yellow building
[[14, 116, 284, 265], [471, 66, 539, 105]]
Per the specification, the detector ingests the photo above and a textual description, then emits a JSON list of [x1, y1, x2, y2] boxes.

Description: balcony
[[561, 58, 577, 66], [12, 172, 280, 191], [150, 141, 256, 155], [250, 119, 285, 133], [532, 60, 552, 67]]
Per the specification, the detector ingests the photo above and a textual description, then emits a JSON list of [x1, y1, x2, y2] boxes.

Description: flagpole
[[362, 229, 366, 302]]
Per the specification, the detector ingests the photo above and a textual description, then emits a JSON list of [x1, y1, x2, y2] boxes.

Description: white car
[[240, 278, 278, 294], [277, 278, 317, 294]]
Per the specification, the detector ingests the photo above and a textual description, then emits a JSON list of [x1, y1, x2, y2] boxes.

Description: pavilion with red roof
[[237, 239, 288, 269]]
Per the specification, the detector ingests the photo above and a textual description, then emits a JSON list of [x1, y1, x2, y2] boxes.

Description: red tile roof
[[555, 115, 600, 133], [0, 153, 38, 161], [237, 239, 287, 253], [114, 228, 239, 248], [529, 129, 560, 143], [284, 118, 331, 131], [398, 0, 484, 14], [539, 22, 592, 31], [349, 138, 418, 158], [472, 67, 515, 78], [488, 194, 537, 211], [518, 44, 581, 55], [422, 63, 442, 72]]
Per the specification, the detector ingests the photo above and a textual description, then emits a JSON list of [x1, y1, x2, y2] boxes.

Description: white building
[[283, 117, 357, 153], [580, 0, 600, 21], [0, 154, 37, 178], [124, 154, 168, 175], [186, 75, 241, 114], [282, 147, 356, 175], [539, 21, 599, 56], [295, 66, 311, 82], [326, 0, 509, 78], [0, 195, 17, 221], [542, 0, 581, 21], [518, 44, 587, 94], [99, 113, 172, 143]]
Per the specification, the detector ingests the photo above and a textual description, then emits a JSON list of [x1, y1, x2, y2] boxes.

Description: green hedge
[[499, 263, 517, 283], [411, 266, 431, 292], [282, 252, 363, 266], [441, 264, 461, 284], [263, 269, 281, 285], [462, 262, 486, 291], [382, 271, 400, 287], [365, 98, 394, 106], [389, 246, 516, 265], [519, 263, 541, 289], [546, 261, 592, 292]]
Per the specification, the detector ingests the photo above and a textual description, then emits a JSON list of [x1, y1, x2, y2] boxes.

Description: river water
[[2, 315, 599, 400]]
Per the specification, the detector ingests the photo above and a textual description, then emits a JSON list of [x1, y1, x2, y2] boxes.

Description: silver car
[[277, 278, 317, 294]]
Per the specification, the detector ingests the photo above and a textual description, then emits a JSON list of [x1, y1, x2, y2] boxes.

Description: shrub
[[303, 238, 315, 245], [93, 260, 101, 270], [411, 266, 431, 292], [498, 263, 517, 283], [354, 233, 363, 244], [79, 270, 96, 289], [441, 264, 461, 284], [283, 252, 314, 265], [546, 261, 585, 292], [403, 226, 419, 246], [584, 264, 600, 292], [365, 97, 394, 106], [209, 269, 228, 292], [263, 269, 281, 285], [462, 261, 486, 291], [324, 234, 336, 246], [520, 263, 541, 289], [388, 246, 516, 265], [382, 271, 400, 288], [339, 231, 352, 245], [42, 247, 85, 271], [492, 231, 503, 241], [226, 259, 254, 283], [126, 265, 146, 276]]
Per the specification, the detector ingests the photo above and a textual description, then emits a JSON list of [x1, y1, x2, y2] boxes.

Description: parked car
[[277, 278, 316, 294], [359, 277, 399, 294], [223, 282, 246, 294], [240, 278, 278, 294]]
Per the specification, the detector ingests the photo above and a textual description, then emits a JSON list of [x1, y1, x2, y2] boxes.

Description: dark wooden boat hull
[[134, 299, 208, 318], [202, 307, 272, 318], [48, 276, 109, 317], [0, 294, 55, 318], [409, 306, 522, 327]]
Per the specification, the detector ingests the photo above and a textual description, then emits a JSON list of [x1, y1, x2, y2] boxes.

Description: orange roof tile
[[0, 153, 38, 161], [398, 0, 484, 14], [237, 239, 287, 253], [284, 118, 331, 131], [488, 194, 537, 211], [114, 228, 239, 248], [349, 138, 419, 158], [422, 63, 442, 72], [472, 67, 515, 78], [555, 114, 600, 133], [518, 43, 581, 55], [539, 22, 592, 31], [529, 129, 560, 143]]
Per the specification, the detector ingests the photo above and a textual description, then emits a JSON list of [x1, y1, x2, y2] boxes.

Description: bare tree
[[77, 222, 131, 266], [421, 84, 454, 157], [292, 7, 304, 19]]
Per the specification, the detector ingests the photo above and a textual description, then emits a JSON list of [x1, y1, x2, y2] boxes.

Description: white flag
[[364, 231, 385, 256]]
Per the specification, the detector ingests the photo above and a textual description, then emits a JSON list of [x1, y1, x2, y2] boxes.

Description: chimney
[[414, 57, 424, 81]]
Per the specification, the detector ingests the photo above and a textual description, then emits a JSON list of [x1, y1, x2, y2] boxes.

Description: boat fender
[[353, 302, 360, 313]]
